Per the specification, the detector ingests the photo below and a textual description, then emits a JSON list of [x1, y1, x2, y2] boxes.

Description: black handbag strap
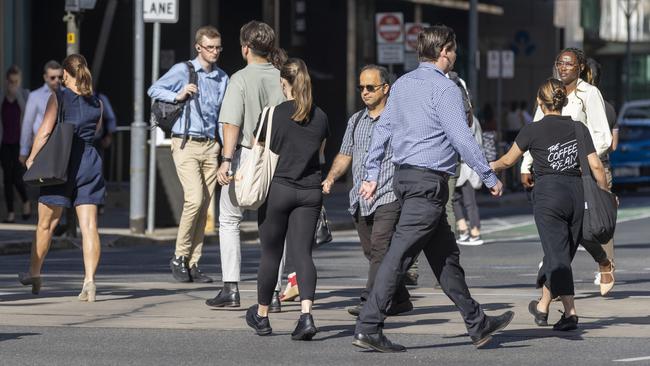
[[54, 89, 64, 125], [573, 122, 592, 179], [180, 61, 198, 149]]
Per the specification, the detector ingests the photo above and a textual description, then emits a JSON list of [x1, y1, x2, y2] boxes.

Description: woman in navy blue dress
[[18, 54, 105, 302]]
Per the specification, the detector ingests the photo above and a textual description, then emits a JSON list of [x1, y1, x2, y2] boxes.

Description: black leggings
[[257, 181, 322, 305], [0, 143, 28, 212]]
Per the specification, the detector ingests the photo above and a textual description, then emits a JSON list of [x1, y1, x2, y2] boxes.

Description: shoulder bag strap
[[350, 109, 365, 146], [262, 106, 275, 154], [573, 122, 592, 179], [55, 89, 64, 124], [180, 61, 196, 149]]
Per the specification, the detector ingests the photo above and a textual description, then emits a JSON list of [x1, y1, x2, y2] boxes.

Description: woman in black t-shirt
[[245, 58, 329, 340], [491, 79, 610, 331]]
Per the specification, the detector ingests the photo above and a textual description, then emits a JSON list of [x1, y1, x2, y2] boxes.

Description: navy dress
[[39, 88, 106, 207]]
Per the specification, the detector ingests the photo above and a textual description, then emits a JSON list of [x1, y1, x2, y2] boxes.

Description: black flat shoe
[[553, 313, 579, 331], [352, 331, 406, 353], [189, 265, 213, 283], [205, 288, 240, 308], [528, 300, 548, 326], [386, 300, 413, 316], [291, 313, 318, 341], [347, 302, 364, 317], [471, 311, 515, 348], [246, 305, 272, 336]]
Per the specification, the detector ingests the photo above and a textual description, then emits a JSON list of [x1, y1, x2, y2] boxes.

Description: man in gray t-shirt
[[207, 21, 285, 309]]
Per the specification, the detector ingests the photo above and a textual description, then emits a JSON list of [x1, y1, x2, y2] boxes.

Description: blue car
[[610, 100, 650, 188]]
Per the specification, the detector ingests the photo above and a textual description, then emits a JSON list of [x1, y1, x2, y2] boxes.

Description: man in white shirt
[[19, 61, 63, 164]]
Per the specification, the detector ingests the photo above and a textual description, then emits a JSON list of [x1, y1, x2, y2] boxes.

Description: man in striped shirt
[[322, 65, 411, 318], [352, 25, 514, 352]]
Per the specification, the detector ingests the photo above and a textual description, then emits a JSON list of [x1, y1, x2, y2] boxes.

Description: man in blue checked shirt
[[322, 65, 411, 318], [352, 25, 514, 352], [148, 25, 228, 284]]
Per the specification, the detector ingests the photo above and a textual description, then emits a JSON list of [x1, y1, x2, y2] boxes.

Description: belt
[[171, 134, 216, 143], [395, 163, 449, 178]]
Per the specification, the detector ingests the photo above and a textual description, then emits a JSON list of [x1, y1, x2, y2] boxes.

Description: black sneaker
[[169, 256, 191, 282], [189, 265, 213, 283], [291, 313, 318, 341], [246, 305, 272, 336], [553, 313, 578, 331], [352, 331, 406, 353], [471, 311, 515, 348], [269, 291, 282, 313]]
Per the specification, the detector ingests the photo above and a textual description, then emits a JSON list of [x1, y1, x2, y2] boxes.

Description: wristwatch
[[219, 156, 232, 163]]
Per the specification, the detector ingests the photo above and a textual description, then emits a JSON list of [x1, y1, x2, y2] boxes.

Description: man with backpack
[[321, 65, 411, 317], [147, 25, 228, 283]]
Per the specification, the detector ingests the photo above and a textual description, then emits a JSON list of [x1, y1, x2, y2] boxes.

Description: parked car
[[610, 100, 650, 189]]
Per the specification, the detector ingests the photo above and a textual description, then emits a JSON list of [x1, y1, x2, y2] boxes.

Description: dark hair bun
[[551, 87, 568, 110]]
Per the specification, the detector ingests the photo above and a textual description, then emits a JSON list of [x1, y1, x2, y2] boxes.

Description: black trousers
[[355, 167, 486, 337], [257, 181, 321, 305], [353, 200, 409, 303], [0, 143, 28, 212], [533, 174, 590, 296], [452, 181, 481, 229]]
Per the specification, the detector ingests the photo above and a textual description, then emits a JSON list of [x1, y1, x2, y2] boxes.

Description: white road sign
[[144, 0, 178, 23]]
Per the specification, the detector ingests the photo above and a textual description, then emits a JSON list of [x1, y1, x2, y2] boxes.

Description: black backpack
[[151, 61, 197, 135]]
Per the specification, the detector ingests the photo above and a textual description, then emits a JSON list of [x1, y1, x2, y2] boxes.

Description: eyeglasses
[[555, 61, 577, 69], [48, 75, 63, 81], [357, 84, 385, 93], [199, 44, 223, 53]]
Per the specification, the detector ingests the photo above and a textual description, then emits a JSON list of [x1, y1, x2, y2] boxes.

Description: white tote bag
[[234, 106, 279, 210]]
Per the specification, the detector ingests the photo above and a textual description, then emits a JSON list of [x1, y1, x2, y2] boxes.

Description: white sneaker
[[593, 272, 601, 285], [458, 235, 484, 246]]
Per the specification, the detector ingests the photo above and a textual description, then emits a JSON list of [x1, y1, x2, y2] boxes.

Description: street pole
[[468, 0, 478, 106], [625, 0, 632, 102], [346, 0, 356, 116], [146, 22, 161, 234], [64, 11, 79, 55], [131, 0, 146, 234]]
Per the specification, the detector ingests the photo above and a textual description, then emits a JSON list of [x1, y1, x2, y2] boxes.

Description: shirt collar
[[191, 57, 220, 77], [362, 108, 381, 122], [418, 62, 446, 76]]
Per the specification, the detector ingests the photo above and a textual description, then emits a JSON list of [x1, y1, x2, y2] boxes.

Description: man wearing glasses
[[322, 65, 412, 318], [148, 25, 228, 283], [19, 60, 63, 166]]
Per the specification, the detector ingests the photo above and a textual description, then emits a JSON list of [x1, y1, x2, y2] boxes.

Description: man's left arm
[[585, 87, 612, 156], [438, 86, 498, 189]]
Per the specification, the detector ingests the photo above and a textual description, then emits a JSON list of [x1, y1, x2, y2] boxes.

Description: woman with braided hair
[[521, 48, 615, 297], [492, 79, 610, 331]]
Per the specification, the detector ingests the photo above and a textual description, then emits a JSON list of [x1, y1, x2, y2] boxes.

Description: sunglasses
[[357, 84, 385, 93], [49, 75, 63, 81]]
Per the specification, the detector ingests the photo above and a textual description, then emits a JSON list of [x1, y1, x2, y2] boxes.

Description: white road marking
[[613, 356, 650, 362]]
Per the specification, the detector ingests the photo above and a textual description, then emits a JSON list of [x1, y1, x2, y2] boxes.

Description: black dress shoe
[[352, 331, 406, 353], [471, 310, 515, 348], [291, 313, 318, 341], [528, 300, 548, 326], [347, 302, 364, 317], [269, 291, 282, 313], [246, 305, 272, 336], [553, 314, 578, 331], [205, 283, 240, 307], [189, 265, 213, 283], [386, 300, 413, 316], [170, 256, 191, 282]]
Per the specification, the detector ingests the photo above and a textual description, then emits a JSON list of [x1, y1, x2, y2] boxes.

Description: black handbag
[[151, 61, 197, 134], [574, 123, 617, 243], [23, 90, 74, 187], [314, 205, 333, 248]]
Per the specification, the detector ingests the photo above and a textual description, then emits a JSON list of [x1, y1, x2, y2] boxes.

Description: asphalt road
[[1, 194, 649, 365]]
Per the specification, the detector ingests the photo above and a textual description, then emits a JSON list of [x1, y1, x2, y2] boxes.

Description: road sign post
[[143, 0, 178, 234]]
